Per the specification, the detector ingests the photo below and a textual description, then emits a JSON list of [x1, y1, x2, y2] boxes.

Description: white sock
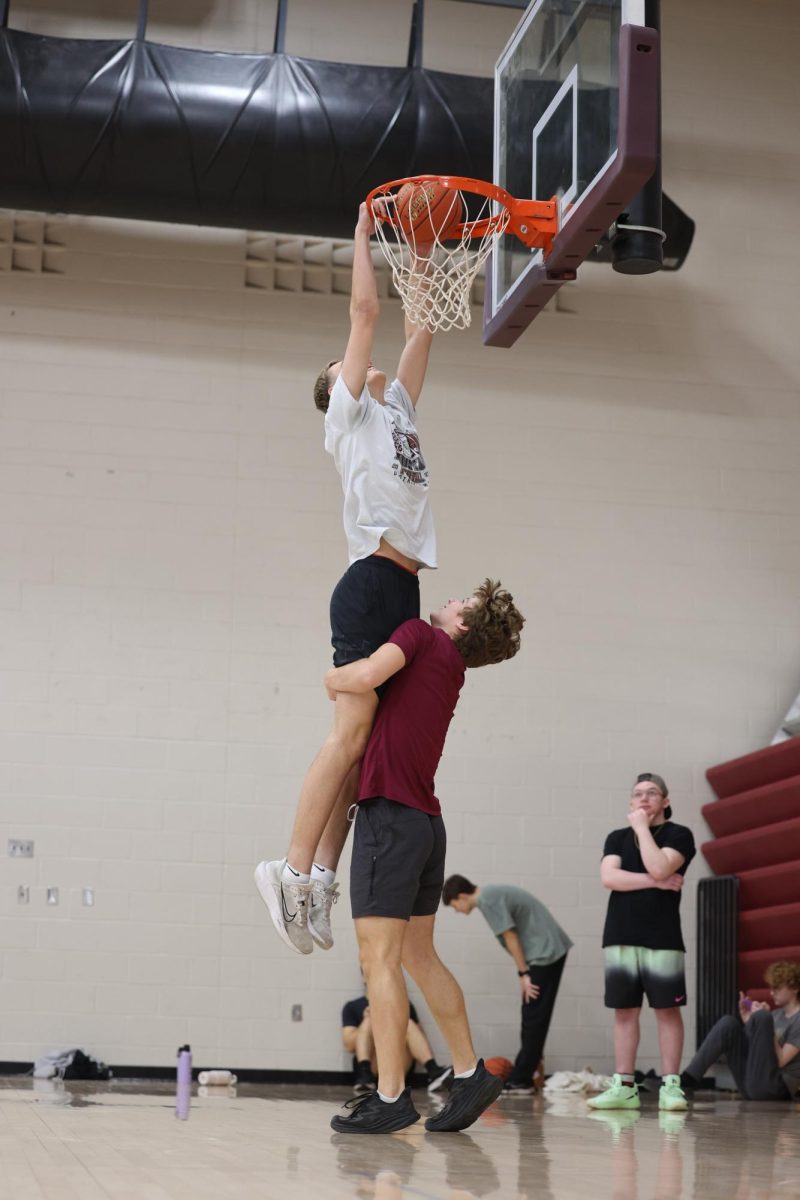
[[311, 862, 336, 888], [281, 861, 310, 886], [378, 1091, 401, 1103], [454, 1064, 477, 1079]]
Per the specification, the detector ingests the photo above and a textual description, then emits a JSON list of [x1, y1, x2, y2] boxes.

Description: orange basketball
[[484, 1056, 513, 1080], [394, 181, 464, 244]]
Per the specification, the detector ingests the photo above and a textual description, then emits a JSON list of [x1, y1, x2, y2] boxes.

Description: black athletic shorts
[[330, 555, 420, 670], [350, 797, 446, 921]]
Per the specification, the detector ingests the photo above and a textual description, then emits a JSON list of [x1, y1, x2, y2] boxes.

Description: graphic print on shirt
[[390, 418, 429, 487]]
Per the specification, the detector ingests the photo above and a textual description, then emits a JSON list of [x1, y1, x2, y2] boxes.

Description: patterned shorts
[[604, 945, 687, 1009]]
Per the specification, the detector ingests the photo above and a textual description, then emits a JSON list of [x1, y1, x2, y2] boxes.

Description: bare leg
[[286, 689, 377, 874], [406, 1018, 434, 1068], [654, 1008, 684, 1076], [401, 915, 476, 1075], [313, 763, 360, 872], [614, 1008, 641, 1074], [355, 916, 409, 1098], [355, 1015, 375, 1064]]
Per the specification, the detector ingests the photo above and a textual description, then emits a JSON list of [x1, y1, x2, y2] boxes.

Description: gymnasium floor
[[1, 1077, 797, 1200]]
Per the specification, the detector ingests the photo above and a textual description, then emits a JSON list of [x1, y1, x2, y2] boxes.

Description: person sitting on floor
[[341, 985, 452, 1096], [681, 960, 800, 1100]]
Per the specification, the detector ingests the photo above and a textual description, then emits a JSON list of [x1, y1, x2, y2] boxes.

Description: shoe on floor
[[586, 1074, 640, 1110], [501, 1080, 535, 1095], [254, 860, 313, 955], [308, 879, 339, 950], [424, 1060, 503, 1133], [352, 1061, 378, 1096], [330, 1086, 420, 1134], [659, 1074, 688, 1111], [426, 1064, 453, 1094]]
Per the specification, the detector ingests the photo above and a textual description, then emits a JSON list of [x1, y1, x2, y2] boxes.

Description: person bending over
[[443, 875, 571, 1094]]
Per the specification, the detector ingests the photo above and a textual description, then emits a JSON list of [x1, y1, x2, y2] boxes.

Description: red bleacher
[[703, 741, 800, 996]]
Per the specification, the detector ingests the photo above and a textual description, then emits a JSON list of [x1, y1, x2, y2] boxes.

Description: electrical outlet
[[46, 887, 59, 905], [291, 1004, 303, 1022], [82, 888, 94, 907], [8, 839, 34, 858], [17, 885, 29, 904]]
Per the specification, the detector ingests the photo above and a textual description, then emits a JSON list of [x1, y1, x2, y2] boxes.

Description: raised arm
[[396, 310, 434, 408], [324, 642, 407, 697], [340, 203, 380, 400], [628, 810, 686, 881]]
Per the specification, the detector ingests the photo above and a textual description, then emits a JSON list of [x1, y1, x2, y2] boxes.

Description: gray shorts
[[350, 798, 446, 921]]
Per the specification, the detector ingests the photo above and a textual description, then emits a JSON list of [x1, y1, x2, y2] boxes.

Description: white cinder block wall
[[2, 0, 800, 1073]]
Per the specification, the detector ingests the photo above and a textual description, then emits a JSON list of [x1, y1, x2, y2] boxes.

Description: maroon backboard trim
[[483, 24, 660, 348]]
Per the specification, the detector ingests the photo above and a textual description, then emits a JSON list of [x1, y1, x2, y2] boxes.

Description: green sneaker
[[586, 1074, 640, 1110], [659, 1075, 688, 1111]]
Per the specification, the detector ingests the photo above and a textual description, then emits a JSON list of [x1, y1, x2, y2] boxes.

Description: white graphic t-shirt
[[324, 375, 436, 568]]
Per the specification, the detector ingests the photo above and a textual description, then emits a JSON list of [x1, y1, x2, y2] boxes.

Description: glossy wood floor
[[1, 1077, 797, 1200]]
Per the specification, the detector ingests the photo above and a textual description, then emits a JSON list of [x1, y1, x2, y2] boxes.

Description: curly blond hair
[[764, 960, 800, 995], [456, 579, 525, 669]]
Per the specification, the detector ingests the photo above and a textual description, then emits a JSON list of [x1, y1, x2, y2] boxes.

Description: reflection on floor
[[0, 1076, 798, 1199]]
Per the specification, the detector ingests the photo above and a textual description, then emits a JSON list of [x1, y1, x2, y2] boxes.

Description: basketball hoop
[[366, 175, 558, 333]]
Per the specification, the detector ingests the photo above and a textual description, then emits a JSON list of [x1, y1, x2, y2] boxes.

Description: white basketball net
[[371, 184, 511, 334]]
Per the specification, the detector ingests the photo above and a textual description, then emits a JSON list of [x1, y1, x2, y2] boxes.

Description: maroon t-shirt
[[358, 619, 465, 816]]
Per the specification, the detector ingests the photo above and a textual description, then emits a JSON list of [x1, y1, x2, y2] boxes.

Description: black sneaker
[[424, 1060, 503, 1133], [501, 1080, 534, 1095], [427, 1064, 454, 1094], [353, 1061, 378, 1096], [330, 1086, 420, 1134]]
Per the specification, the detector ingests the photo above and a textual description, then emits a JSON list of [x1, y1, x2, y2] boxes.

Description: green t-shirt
[[476, 884, 572, 967]]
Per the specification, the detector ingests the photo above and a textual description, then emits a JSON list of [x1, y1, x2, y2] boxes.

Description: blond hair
[[764, 960, 800, 995]]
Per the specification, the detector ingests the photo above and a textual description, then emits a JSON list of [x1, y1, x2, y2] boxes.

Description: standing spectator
[[588, 772, 695, 1113]]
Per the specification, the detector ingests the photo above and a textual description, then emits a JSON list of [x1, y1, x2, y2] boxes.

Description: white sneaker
[[254, 860, 313, 955], [307, 880, 339, 950]]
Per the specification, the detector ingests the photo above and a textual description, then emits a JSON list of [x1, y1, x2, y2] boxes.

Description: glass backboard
[[485, 0, 658, 347]]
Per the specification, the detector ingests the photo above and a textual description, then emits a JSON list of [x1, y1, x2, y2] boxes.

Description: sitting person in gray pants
[[681, 960, 800, 1100]]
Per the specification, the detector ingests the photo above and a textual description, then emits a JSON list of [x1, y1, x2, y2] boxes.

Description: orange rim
[[366, 174, 558, 251]]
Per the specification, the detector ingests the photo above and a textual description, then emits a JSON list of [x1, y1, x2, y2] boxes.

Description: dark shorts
[[604, 946, 687, 1009], [330, 555, 420, 669], [350, 797, 446, 921]]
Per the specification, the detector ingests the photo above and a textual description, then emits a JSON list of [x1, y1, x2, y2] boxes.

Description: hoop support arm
[[506, 198, 558, 252]]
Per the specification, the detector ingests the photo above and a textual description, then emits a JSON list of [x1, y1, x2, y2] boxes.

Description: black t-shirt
[[601, 822, 696, 951], [341, 995, 419, 1028]]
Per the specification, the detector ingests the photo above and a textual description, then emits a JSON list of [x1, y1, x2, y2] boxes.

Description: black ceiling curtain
[[0, 0, 692, 264], [0, 0, 493, 237]]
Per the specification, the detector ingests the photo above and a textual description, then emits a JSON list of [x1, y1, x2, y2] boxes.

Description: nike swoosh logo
[[674, 995, 685, 1002], [281, 886, 297, 923]]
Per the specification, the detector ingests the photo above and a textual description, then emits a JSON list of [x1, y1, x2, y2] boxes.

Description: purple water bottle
[[176, 1044, 192, 1120]]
